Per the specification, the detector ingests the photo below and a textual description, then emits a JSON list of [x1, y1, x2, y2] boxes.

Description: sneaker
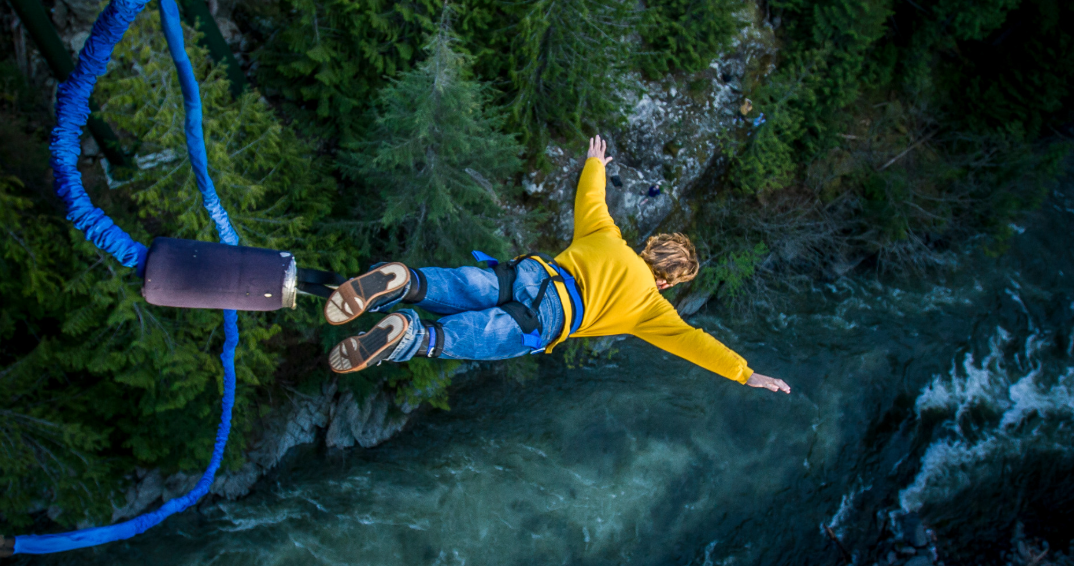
[[328, 313, 409, 373], [324, 262, 410, 326]]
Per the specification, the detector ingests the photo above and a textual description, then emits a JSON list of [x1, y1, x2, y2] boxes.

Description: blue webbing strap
[[14, 0, 241, 554], [471, 250, 499, 266]]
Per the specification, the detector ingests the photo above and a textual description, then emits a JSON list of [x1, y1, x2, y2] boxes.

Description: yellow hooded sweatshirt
[[545, 158, 754, 384]]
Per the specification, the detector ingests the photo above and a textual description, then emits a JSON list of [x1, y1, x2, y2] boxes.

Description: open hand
[[746, 373, 791, 394], [587, 135, 614, 166]]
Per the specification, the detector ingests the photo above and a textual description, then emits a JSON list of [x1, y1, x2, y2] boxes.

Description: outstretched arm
[[635, 299, 790, 394], [574, 135, 619, 240]]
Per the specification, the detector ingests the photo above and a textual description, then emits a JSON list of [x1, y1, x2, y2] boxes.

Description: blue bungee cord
[[12, 0, 240, 555]]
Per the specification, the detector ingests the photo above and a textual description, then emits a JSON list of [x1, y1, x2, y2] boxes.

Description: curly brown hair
[[639, 233, 699, 286]]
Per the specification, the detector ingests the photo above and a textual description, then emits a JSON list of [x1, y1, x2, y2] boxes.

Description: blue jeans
[[372, 259, 566, 362]]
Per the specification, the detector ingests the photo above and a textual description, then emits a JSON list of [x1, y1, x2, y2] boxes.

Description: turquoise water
[[26, 181, 1074, 565]]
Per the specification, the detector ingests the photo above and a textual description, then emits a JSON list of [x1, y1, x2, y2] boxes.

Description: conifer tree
[[340, 7, 523, 267], [639, 0, 740, 76], [504, 0, 636, 149], [250, 0, 440, 144]]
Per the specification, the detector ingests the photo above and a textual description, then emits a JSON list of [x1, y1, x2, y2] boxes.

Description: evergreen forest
[[1, 0, 1072, 536]]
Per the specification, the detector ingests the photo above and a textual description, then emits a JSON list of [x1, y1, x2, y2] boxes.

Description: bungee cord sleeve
[[49, 0, 148, 269]]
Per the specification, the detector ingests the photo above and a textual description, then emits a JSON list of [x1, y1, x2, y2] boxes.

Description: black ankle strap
[[415, 321, 444, 358], [403, 268, 427, 303]]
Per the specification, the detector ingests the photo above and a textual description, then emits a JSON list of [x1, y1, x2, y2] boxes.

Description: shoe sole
[[324, 262, 410, 326], [328, 314, 409, 373]]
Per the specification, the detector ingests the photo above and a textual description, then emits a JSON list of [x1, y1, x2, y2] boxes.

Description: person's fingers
[[588, 137, 595, 153], [604, 156, 614, 165], [600, 136, 607, 154]]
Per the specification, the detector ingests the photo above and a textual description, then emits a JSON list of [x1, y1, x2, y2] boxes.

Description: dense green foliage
[[248, 0, 439, 144], [2, 58, 124, 526], [638, 0, 741, 76], [244, 0, 658, 151], [499, 0, 636, 149], [692, 0, 1073, 295], [0, 14, 346, 528]]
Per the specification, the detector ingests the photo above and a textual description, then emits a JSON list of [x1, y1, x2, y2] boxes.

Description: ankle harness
[[471, 250, 585, 350], [416, 321, 445, 358]]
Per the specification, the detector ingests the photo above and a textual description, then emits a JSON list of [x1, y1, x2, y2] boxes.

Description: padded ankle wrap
[[403, 268, 427, 303], [416, 321, 445, 358]]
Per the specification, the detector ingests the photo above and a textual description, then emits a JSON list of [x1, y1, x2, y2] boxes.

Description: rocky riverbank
[[108, 377, 410, 521], [845, 513, 1074, 566]]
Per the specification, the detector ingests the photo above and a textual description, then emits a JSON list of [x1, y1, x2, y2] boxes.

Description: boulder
[[247, 379, 337, 470], [162, 471, 201, 502], [326, 390, 410, 449], [111, 468, 163, 522], [211, 462, 261, 500], [677, 288, 714, 317], [912, 523, 929, 548]]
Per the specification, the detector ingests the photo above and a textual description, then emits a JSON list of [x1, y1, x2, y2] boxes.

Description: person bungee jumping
[[323, 135, 790, 394]]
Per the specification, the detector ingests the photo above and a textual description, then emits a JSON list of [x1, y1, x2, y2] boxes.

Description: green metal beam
[[6, 0, 131, 167]]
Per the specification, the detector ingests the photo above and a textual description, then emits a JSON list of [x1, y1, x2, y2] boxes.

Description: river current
[[27, 180, 1074, 565]]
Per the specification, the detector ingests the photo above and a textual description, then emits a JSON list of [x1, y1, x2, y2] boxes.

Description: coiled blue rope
[[14, 0, 240, 554]]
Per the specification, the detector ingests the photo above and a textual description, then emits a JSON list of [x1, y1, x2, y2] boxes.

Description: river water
[[27, 181, 1074, 565]]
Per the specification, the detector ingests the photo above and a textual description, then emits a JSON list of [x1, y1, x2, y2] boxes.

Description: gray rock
[[211, 462, 261, 500], [326, 390, 409, 449], [162, 471, 201, 502], [111, 468, 163, 522], [247, 379, 337, 470], [66, 30, 90, 55], [81, 135, 101, 159], [905, 556, 932, 566], [676, 288, 713, 317], [912, 523, 929, 547], [887, 551, 897, 564], [214, 16, 242, 47], [58, 0, 104, 25]]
